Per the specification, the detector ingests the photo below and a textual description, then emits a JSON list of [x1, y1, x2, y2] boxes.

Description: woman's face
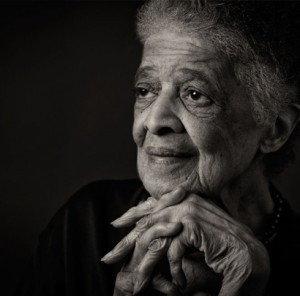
[[133, 30, 266, 198]]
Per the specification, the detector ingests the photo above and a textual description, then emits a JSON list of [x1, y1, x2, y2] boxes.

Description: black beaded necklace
[[262, 186, 284, 246]]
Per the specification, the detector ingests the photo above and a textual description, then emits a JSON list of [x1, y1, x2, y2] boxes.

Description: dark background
[[0, 1, 299, 295]]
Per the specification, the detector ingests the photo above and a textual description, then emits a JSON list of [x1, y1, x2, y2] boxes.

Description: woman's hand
[[112, 237, 183, 296], [103, 190, 270, 296], [104, 188, 186, 295]]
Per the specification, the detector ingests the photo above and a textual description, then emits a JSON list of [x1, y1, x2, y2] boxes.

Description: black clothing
[[16, 179, 300, 295]]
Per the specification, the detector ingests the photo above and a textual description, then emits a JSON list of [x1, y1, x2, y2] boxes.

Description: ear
[[260, 103, 300, 153]]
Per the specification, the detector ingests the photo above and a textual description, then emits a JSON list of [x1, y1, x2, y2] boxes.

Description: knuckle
[[125, 228, 141, 245], [186, 193, 199, 203], [144, 196, 156, 207], [136, 215, 151, 229], [181, 202, 197, 216], [121, 236, 130, 248], [148, 238, 167, 252], [126, 231, 135, 243]]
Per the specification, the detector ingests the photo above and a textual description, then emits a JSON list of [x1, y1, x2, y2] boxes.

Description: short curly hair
[[136, 0, 300, 176]]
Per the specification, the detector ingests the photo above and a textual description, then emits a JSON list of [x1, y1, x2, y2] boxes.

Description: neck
[[219, 169, 274, 240]]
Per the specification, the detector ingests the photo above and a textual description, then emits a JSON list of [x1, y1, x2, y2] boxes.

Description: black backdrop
[[0, 1, 299, 295]]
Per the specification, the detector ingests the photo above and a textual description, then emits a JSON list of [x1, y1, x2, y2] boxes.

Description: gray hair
[[136, 0, 300, 175]]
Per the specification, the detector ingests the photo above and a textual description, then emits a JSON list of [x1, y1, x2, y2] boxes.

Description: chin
[[139, 169, 203, 199]]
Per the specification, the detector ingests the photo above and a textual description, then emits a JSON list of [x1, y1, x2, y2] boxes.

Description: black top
[[15, 179, 300, 295]]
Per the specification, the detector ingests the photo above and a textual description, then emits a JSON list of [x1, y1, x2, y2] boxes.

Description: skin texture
[[102, 28, 300, 295], [105, 190, 270, 296], [132, 31, 268, 202]]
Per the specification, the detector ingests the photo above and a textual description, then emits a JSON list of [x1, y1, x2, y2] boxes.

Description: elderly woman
[[17, 1, 300, 296]]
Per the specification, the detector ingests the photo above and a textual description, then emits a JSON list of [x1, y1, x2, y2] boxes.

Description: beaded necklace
[[262, 186, 284, 246]]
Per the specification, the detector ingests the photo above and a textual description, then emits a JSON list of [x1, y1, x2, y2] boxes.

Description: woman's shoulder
[[42, 178, 145, 236], [67, 179, 144, 212], [69, 178, 144, 204], [16, 179, 145, 296]]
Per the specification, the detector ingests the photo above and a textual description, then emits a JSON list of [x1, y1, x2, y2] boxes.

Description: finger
[[127, 222, 182, 269], [168, 238, 187, 289], [102, 217, 153, 263], [152, 274, 182, 296], [111, 196, 157, 227], [101, 231, 137, 263], [102, 210, 179, 264], [133, 238, 171, 295], [112, 187, 185, 228], [186, 194, 253, 235], [153, 187, 185, 212]]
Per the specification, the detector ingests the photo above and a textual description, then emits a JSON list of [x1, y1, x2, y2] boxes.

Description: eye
[[135, 86, 156, 100], [188, 90, 202, 100], [184, 89, 213, 107]]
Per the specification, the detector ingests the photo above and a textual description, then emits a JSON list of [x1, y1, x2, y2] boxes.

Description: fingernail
[[100, 251, 112, 262], [110, 218, 120, 226], [111, 216, 128, 226]]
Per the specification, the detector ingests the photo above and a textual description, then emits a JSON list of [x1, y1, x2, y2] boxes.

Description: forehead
[[137, 31, 235, 101], [138, 31, 227, 81], [143, 31, 215, 58]]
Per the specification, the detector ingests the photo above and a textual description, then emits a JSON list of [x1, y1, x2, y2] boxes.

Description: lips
[[145, 146, 196, 158]]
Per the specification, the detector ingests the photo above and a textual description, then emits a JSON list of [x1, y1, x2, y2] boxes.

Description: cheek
[[187, 106, 259, 156], [187, 118, 259, 175], [132, 111, 146, 147], [187, 120, 223, 155]]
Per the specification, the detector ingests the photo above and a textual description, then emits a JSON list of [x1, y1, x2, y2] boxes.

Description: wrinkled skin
[[104, 189, 270, 295], [132, 31, 268, 201], [102, 29, 276, 295]]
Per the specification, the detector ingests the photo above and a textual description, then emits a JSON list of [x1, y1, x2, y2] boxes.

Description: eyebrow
[[136, 66, 218, 85], [177, 68, 211, 84], [134, 66, 156, 82], [177, 68, 223, 96]]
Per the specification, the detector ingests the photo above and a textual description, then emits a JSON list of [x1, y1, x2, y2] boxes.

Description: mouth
[[145, 146, 196, 159]]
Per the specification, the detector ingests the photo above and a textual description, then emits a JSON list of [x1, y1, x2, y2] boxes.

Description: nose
[[144, 90, 185, 135]]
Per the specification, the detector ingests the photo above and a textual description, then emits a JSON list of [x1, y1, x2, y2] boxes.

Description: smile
[[145, 146, 195, 158]]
